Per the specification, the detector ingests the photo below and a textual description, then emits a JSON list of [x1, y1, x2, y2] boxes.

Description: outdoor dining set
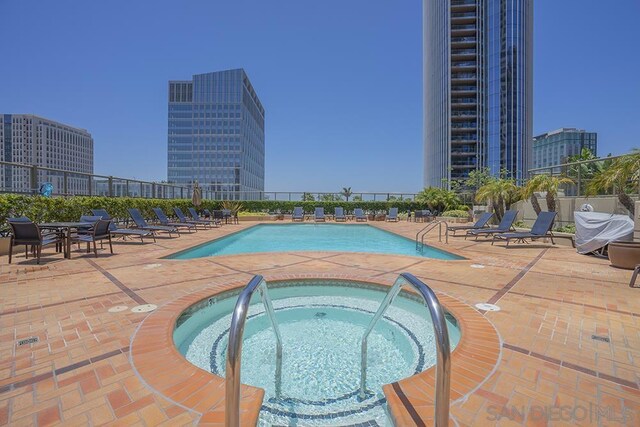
[[5, 207, 236, 264]]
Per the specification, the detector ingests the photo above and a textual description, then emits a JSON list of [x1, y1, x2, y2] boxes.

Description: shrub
[[440, 210, 470, 218], [0, 195, 431, 228]]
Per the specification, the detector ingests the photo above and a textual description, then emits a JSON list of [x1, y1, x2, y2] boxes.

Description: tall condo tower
[[423, 0, 533, 187]]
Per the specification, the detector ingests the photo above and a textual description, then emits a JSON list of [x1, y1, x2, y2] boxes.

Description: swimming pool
[[174, 280, 461, 426], [167, 224, 463, 260]]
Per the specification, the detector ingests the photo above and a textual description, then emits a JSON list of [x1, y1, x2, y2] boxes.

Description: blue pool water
[[167, 224, 463, 260], [174, 280, 461, 426]]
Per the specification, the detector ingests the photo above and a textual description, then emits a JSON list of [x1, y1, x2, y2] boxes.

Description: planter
[[608, 241, 640, 270], [436, 216, 471, 224], [0, 237, 10, 256]]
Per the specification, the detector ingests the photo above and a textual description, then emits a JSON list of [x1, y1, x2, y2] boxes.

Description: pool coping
[[130, 273, 501, 426], [161, 222, 467, 261]]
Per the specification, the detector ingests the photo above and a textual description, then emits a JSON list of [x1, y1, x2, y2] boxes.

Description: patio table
[[39, 222, 92, 259]]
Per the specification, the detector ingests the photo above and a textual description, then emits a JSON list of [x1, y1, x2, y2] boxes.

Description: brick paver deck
[[0, 220, 638, 426]]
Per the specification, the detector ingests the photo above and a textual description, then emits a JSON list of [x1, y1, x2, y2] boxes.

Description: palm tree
[[475, 178, 521, 221], [341, 187, 353, 202], [587, 150, 640, 215], [522, 174, 574, 214]]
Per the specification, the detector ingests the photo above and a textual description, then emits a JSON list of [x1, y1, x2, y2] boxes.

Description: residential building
[[423, 0, 533, 187], [532, 128, 598, 171], [0, 114, 94, 194], [167, 69, 265, 200]]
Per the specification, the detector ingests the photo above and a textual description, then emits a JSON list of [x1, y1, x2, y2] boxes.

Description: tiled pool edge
[[130, 273, 500, 426]]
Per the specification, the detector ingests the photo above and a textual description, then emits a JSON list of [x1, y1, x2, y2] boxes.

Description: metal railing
[[360, 273, 451, 427], [416, 220, 449, 250], [0, 160, 419, 201], [225, 275, 283, 427]]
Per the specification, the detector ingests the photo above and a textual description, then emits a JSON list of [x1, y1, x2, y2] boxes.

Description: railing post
[[63, 172, 68, 196], [108, 176, 114, 197], [152, 183, 156, 199], [88, 175, 93, 196], [577, 165, 582, 196], [30, 165, 38, 194], [180, 187, 184, 199]]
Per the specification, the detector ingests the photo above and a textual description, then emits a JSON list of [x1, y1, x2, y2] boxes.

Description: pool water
[[167, 224, 463, 260], [174, 281, 461, 426]]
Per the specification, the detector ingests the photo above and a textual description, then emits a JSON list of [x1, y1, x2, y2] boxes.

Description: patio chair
[[448, 212, 494, 236], [334, 207, 346, 222], [8, 219, 65, 264], [188, 207, 220, 227], [128, 208, 180, 237], [292, 207, 304, 222], [91, 209, 155, 243], [492, 211, 557, 246], [354, 208, 367, 222], [173, 207, 211, 229], [314, 207, 326, 222], [466, 210, 517, 240], [386, 207, 399, 222], [153, 208, 196, 232], [70, 219, 113, 258]]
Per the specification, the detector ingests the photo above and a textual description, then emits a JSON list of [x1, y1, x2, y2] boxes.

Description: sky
[[1, 0, 638, 193]]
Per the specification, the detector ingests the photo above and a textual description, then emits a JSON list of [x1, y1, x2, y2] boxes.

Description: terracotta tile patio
[[0, 220, 638, 426]]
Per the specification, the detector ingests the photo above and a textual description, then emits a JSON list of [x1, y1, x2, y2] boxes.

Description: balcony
[[451, 97, 476, 105], [451, 24, 476, 31], [451, 134, 477, 141], [451, 121, 477, 129], [451, 61, 476, 69], [451, 49, 476, 58], [451, 0, 475, 6], [451, 110, 476, 118], [451, 85, 476, 93]]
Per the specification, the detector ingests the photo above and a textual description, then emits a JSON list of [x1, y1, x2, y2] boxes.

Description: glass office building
[[533, 128, 598, 171], [167, 69, 265, 200], [424, 0, 533, 187]]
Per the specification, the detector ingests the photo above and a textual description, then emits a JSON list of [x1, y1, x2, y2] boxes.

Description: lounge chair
[[153, 208, 196, 232], [386, 207, 398, 222], [334, 207, 346, 222], [467, 210, 517, 240], [128, 208, 180, 237], [70, 219, 113, 257], [8, 219, 65, 264], [314, 207, 325, 222], [91, 209, 155, 243], [292, 207, 304, 222], [188, 207, 220, 227], [492, 211, 557, 246], [354, 208, 367, 222], [173, 207, 211, 229], [448, 212, 494, 236]]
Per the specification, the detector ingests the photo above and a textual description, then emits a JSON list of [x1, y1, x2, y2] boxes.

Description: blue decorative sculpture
[[39, 182, 53, 197]]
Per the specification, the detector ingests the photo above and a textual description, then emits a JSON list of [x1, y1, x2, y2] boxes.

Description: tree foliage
[[586, 149, 640, 215]]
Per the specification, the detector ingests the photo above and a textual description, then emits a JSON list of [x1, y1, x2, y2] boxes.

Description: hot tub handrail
[[225, 275, 283, 427], [359, 272, 451, 427]]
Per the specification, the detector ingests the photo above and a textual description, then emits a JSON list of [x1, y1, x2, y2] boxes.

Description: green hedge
[[440, 209, 471, 218], [0, 195, 429, 229]]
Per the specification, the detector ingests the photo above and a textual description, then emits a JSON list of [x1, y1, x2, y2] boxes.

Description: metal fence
[[0, 160, 418, 201], [528, 155, 640, 197]]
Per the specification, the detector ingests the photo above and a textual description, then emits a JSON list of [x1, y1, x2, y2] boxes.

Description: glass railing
[[452, 0, 476, 6], [451, 98, 476, 104], [452, 24, 476, 30], [452, 85, 476, 91], [451, 122, 477, 128], [452, 61, 476, 67], [451, 12, 476, 18], [451, 110, 476, 116], [451, 37, 476, 43], [452, 49, 476, 55]]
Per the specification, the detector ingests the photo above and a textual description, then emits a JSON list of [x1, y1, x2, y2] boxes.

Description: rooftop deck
[[0, 220, 637, 426]]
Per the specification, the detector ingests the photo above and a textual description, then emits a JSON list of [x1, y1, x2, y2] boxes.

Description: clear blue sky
[[1, 0, 638, 193]]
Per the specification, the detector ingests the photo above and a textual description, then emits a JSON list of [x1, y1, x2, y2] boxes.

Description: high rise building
[[0, 114, 94, 194], [423, 0, 533, 187], [167, 69, 265, 200], [533, 128, 598, 172]]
